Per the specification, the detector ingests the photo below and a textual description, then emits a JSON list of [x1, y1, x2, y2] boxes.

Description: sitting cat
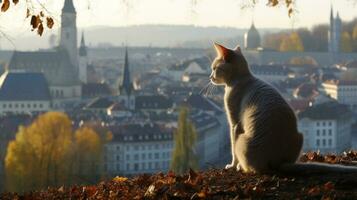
[[210, 43, 357, 174]]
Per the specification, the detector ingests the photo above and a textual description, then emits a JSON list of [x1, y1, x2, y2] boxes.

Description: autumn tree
[[279, 32, 304, 52], [341, 31, 353, 52], [171, 107, 198, 175], [352, 25, 357, 51], [5, 112, 73, 192], [5, 112, 108, 193], [72, 127, 104, 184]]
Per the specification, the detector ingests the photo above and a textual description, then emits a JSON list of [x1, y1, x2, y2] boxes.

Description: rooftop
[[0, 71, 51, 101]]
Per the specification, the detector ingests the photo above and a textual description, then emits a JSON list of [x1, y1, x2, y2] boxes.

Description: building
[[244, 22, 261, 50], [298, 101, 353, 154], [0, 71, 51, 115], [105, 123, 173, 176], [118, 47, 135, 110], [250, 64, 293, 83], [328, 5, 342, 54], [322, 80, 357, 111], [8, 0, 84, 109]]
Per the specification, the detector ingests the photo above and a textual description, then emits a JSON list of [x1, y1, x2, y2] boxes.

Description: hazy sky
[[0, 0, 356, 36]]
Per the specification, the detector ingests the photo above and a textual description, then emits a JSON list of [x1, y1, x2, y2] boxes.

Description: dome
[[244, 23, 261, 50]]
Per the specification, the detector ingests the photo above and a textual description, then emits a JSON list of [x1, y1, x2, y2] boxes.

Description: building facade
[[298, 101, 353, 154], [322, 80, 357, 111]]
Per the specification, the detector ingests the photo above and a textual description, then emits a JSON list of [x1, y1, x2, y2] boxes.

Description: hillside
[[0, 25, 282, 50], [2, 151, 357, 199]]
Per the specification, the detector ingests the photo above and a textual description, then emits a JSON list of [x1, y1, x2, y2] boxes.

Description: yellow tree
[[341, 31, 353, 53], [5, 112, 73, 192], [72, 127, 104, 184], [352, 25, 357, 51], [280, 32, 304, 52]]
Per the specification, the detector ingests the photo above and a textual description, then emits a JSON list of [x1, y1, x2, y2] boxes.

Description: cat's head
[[210, 43, 250, 86]]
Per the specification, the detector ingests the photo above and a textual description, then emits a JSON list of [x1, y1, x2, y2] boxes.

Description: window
[[322, 130, 326, 136], [2, 104, 6, 108], [322, 122, 326, 126], [316, 139, 320, 146], [316, 122, 320, 126], [328, 122, 332, 126], [127, 164, 130, 170], [148, 162, 152, 169], [126, 155, 130, 161], [15, 104, 18, 108], [134, 154, 139, 160], [148, 153, 152, 159], [155, 153, 159, 159], [316, 130, 320, 136], [33, 104, 37, 108], [155, 162, 159, 169], [322, 139, 326, 147], [39, 104, 43, 108], [134, 163, 139, 171], [142, 163, 146, 170], [142, 154, 146, 159], [328, 139, 332, 146], [116, 155, 120, 161], [328, 129, 332, 136]]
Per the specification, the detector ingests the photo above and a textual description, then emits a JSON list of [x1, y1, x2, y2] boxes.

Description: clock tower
[[60, 0, 78, 67]]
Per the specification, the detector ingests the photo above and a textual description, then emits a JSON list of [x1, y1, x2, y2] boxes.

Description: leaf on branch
[[1, 0, 10, 12], [26, 8, 30, 18], [288, 8, 293, 17], [12, 0, 19, 5], [46, 17, 54, 29], [37, 23, 44, 36], [30, 15, 41, 29], [40, 11, 44, 17]]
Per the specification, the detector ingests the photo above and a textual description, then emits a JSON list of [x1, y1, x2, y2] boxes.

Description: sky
[[0, 0, 356, 37]]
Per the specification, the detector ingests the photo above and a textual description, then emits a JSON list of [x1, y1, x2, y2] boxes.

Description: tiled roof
[[183, 94, 223, 114], [298, 101, 352, 120], [82, 82, 112, 98], [85, 97, 114, 109], [135, 95, 173, 110], [323, 79, 357, 86], [109, 123, 173, 142], [0, 71, 51, 101]]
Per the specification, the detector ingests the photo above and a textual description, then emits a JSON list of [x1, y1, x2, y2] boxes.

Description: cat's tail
[[279, 162, 357, 174]]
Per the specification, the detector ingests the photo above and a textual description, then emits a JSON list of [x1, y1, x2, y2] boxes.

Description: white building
[[298, 101, 353, 154], [322, 80, 357, 111], [0, 71, 51, 115], [105, 123, 173, 176]]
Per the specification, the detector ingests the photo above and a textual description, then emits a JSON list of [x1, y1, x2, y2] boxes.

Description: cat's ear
[[214, 42, 231, 59], [233, 44, 242, 54]]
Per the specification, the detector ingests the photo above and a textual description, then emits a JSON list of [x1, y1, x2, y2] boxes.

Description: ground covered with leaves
[[2, 151, 357, 200]]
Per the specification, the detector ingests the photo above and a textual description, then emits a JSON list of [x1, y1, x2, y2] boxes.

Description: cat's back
[[242, 77, 290, 111]]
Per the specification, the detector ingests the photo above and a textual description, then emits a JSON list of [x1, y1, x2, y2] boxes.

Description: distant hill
[[0, 24, 282, 50]]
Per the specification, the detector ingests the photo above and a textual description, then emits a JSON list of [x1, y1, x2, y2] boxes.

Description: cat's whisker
[[199, 81, 211, 95]]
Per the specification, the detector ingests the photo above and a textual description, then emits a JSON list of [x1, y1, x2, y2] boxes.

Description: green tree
[[341, 31, 353, 52], [171, 107, 198, 174]]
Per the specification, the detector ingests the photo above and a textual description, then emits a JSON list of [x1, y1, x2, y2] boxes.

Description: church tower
[[118, 47, 135, 110], [79, 32, 88, 83], [328, 5, 342, 54], [60, 0, 78, 67]]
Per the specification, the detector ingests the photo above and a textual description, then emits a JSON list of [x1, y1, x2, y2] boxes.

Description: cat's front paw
[[225, 163, 236, 169]]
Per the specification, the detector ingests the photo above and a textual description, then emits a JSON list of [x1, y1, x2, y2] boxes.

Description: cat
[[210, 43, 357, 174]]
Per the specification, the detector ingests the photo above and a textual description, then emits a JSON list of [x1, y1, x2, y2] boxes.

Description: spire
[[119, 47, 133, 95], [63, 0, 76, 13], [79, 32, 87, 56]]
